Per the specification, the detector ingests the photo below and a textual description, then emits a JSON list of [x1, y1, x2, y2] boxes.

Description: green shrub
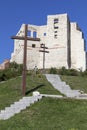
[[80, 70, 87, 77], [58, 67, 79, 76], [67, 69, 79, 76], [10, 62, 23, 73], [0, 72, 7, 81], [58, 67, 68, 75], [0, 62, 23, 82], [49, 67, 57, 74]]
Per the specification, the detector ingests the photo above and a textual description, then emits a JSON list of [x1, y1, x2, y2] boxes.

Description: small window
[[20, 31, 23, 33], [32, 44, 36, 48], [54, 26, 58, 29], [18, 33, 20, 35], [28, 30, 31, 37], [40, 44, 44, 48], [54, 18, 59, 24], [44, 33, 46, 36], [54, 35, 57, 39], [54, 31, 57, 33], [33, 31, 37, 38]]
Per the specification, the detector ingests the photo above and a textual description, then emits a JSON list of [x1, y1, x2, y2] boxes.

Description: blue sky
[[0, 0, 87, 63]]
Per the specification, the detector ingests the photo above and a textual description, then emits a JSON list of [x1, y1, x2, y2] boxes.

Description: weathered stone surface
[[10, 13, 86, 71]]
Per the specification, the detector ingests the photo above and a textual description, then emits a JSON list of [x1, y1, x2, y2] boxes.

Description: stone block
[[33, 91, 40, 97]]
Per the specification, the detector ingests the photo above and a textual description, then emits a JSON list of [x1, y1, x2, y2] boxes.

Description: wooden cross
[[11, 24, 40, 96], [39, 44, 49, 74]]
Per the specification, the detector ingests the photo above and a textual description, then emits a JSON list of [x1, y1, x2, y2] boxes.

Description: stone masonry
[[10, 13, 86, 71]]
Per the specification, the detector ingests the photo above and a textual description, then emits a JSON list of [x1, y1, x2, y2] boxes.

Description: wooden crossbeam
[[11, 36, 40, 41], [39, 50, 49, 53], [39, 44, 49, 74], [11, 24, 40, 96]]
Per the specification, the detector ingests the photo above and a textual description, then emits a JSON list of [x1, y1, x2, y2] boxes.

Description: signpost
[[11, 24, 40, 96]]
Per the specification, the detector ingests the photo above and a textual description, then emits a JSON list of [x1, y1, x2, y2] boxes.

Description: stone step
[[65, 91, 80, 97], [41, 94, 63, 98], [0, 95, 42, 120], [53, 84, 71, 91], [45, 74, 84, 98], [79, 94, 87, 97], [52, 82, 66, 87]]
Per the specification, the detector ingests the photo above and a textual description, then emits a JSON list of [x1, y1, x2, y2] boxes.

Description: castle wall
[[45, 14, 70, 69], [71, 23, 86, 71], [10, 14, 86, 71], [10, 24, 41, 70]]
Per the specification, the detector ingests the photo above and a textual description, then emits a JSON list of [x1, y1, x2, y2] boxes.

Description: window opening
[[54, 35, 57, 39], [28, 30, 31, 37], [54, 26, 58, 29], [54, 18, 59, 24], [33, 31, 37, 38], [54, 18, 59, 39], [44, 33, 46, 36], [32, 44, 36, 48], [54, 31, 57, 33]]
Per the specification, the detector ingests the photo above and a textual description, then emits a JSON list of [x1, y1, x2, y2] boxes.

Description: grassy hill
[[0, 74, 61, 110], [0, 74, 87, 130], [61, 75, 87, 93]]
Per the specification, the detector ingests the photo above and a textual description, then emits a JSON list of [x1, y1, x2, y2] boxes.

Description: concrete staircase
[[0, 95, 42, 120], [45, 74, 82, 98]]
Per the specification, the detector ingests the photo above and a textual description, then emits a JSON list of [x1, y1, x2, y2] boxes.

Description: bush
[[58, 67, 79, 76], [10, 62, 23, 73], [80, 70, 87, 77], [0, 72, 7, 81], [58, 67, 68, 75], [67, 69, 79, 76], [49, 67, 57, 74], [0, 62, 23, 82]]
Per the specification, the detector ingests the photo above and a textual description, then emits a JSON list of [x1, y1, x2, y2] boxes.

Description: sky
[[0, 0, 87, 63]]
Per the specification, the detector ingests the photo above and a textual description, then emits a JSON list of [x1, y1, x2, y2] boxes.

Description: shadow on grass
[[25, 84, 44, 95]]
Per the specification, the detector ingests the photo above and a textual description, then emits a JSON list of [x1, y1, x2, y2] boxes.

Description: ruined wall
[[10, 14, 86, 71], [45, 14, 70, 69], [71, 23, 86, 71], [10, 24, 41, 70]]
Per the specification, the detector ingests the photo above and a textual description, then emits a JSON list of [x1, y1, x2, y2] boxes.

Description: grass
[[0, 74, 61, 110], [0, 77, 22, 110], [60, 75, 87, 93], [0, 74, 87, 129], [0, 98, 87, 130]]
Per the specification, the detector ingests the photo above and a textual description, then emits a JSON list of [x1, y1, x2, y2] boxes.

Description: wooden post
[[22, 24, 27, 96], [39, 44, 49, 74], [11, 24, 40, 96]]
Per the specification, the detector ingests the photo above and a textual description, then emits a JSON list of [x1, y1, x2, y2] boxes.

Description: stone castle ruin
[[10, 13, 86, 71]]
